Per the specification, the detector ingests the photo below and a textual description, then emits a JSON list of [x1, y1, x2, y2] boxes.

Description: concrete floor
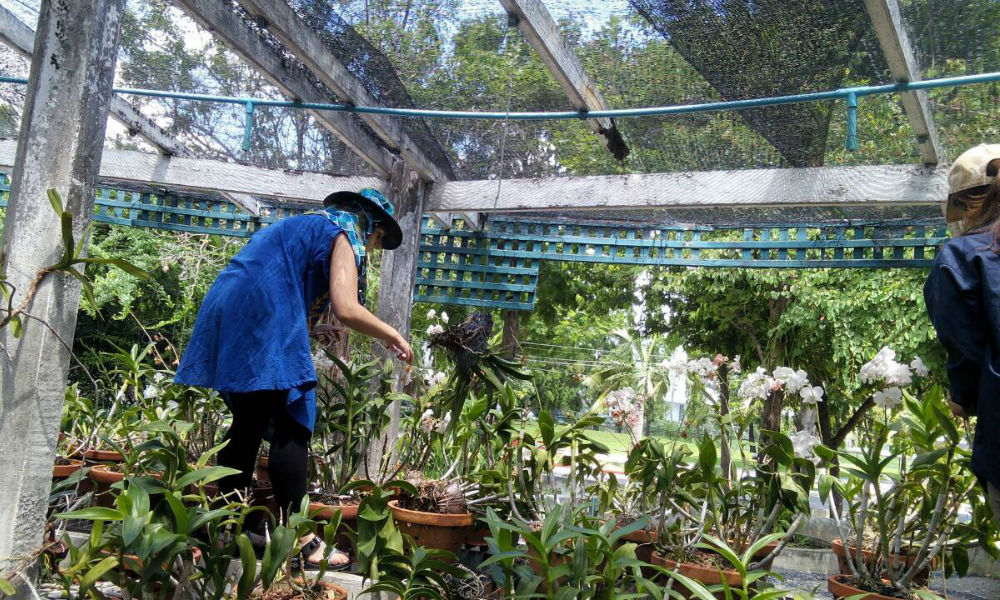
[[779, 569, 1000, 600]]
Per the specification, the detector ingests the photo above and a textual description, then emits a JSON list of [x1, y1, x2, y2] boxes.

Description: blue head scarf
[[312, 192, 384, 305]]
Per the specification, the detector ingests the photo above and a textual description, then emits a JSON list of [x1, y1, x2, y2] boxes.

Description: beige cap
[[949, 143, 1000, 195]]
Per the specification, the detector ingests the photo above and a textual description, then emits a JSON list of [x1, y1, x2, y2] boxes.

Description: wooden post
[[365, 160, 426, 477], [501, 309, 520, 359], [0, 0, 125, 588]]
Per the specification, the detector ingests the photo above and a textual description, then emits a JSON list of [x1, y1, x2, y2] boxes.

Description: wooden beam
[[0, 4, 35, 58], [171, 0, 394, 178], [426, 164, 950, 212], [457, 211, 483, 232], [864, 0, 941, 165], [0, 140, 383, 203], [0, 4, 185, 158], [0, 5, 265, 216], [429, 212, 452, 228], [234, 0, 453, 183], [499, 0, 628, 161], [0, 140, 949, 213]]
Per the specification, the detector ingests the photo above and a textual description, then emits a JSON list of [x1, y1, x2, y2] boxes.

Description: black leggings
[[216, 390, 311, 520]]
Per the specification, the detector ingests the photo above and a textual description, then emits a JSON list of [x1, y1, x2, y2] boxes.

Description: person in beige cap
[[924, 143, 1000, 525]]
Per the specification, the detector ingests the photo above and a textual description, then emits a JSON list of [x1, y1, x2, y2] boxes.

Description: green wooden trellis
[[0, 176, 948, 312]]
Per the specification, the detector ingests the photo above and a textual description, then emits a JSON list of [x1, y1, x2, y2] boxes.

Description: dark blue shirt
[[174, 214, 344, 431], [924, 231, 1000, 490]]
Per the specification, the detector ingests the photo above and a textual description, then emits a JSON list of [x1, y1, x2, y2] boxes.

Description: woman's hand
[[387, 334, 413, 364]]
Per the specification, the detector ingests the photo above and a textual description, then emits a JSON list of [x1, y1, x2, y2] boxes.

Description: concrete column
[[365, 160, 426, 477], [0, 0, 125, 588]]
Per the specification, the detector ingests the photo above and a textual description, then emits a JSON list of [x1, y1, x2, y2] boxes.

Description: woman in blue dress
[[924, 144, 1000, 526], [175, 188, 413, 567]]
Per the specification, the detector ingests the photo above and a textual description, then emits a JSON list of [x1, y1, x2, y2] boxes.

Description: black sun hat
[[322, 188, 403, 250]]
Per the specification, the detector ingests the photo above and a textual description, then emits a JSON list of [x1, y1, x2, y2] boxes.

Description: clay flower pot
[[309, 499, 360, 548], [831, 538, 932, 586], [52, 459, 84, 480], [617, 526, 656, 564], [265, 580, 347, 600], [827, 574, 899, 600], [87, 465, 162, 507], [650, 542, 779, 600], [88, 464, 126, 485], [388, 500, 474, 554], [83, 449, 125, 463], [308, 501, 360, 521], [255, 456, 270, 485], [650, 551, 744, 588]]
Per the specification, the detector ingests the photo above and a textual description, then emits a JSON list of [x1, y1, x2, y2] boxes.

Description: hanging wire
[[481, 15, 519, 266]]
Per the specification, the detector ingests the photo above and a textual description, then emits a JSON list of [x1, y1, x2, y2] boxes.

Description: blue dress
[[924, 231, 1000, 491], [175, 214, 344, 431]]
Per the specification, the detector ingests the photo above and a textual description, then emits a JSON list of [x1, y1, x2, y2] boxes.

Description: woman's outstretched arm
[[328, 233, 413, 363]]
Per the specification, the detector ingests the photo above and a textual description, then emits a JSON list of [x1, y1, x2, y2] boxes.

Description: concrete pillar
[[365, 160, 426, 476], [0, 0, 125, 588]]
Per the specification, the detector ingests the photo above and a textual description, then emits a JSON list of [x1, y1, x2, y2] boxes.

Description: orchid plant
[[815, 348, 998, 597], [637, 353, 819, 563]]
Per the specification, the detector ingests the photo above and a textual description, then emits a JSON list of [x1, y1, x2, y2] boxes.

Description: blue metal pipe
[[1, 70, 998, 121], [243, 101, 254, 152], [845, 92, 859, 151]]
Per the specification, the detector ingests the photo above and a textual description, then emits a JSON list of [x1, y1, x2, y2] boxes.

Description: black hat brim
[[322, 191, 403, 250]]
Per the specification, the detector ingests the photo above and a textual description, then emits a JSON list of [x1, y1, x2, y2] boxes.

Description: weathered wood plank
[[235, 0, 452, 183], [172, 0, 394, 177], [366, 161, 427, 476], [0, 4, 186, 159], [0, 4, 35, 58], [0, 141, 383, 203], [457, 211, 483, 231], [0, 5, 266, 215], [429, 212, 452, 228], [864, 0, 941, 165], [498, 0, 628, 160], [427, 164, 949, 212]]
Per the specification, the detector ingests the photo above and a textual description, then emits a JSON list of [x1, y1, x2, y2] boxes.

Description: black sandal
[[289, 536, 351, 572]]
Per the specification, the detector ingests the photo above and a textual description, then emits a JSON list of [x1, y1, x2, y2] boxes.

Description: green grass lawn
[[521, 424, 902, 476]]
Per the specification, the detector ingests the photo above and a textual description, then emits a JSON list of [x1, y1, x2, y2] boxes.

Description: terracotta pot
[[388, 500, 474, 554], [52, 459, 84, 480], [108, 547, 202, 574], [526, 545, 571, 590], [255, 456, 270, 485], [650, 542, 779, 600], [463, 524, 491, 547], [308, 501, 359, 521], [650, 551, 743, 587], [308, 500, 359, 549], [88, 464, 126, 485], [83, 449, 124, 463], [827, 574, 900, 600], [831, 538, 932, 586], [265, 580, 347, 600], [618, 526, 656, 564]]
